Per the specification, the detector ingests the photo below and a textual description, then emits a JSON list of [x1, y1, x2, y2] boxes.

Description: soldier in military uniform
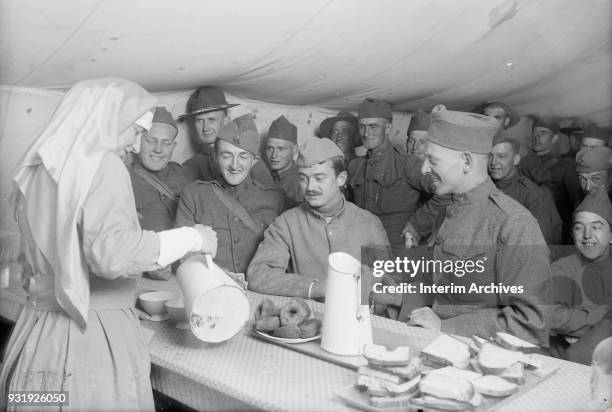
[[560, 118, 594, 157], [318, 111, 360, 165], [384, 107, 551, 346], [579, 122, 609, 151], [519, 116, 583, 244], [179, 86, 273, 184], [405, 108, 430, 159], [175, 114, 286, 274], [473, 100, 520, 130], [488, 130, 562, 244], [265, 115, 303, 205], [551, 190, 612, 364], [348, 98, 444, 253], [129, 107, 189, 280], [248, 138, 389, 300]]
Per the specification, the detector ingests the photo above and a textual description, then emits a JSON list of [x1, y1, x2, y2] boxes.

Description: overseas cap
[[492, 129, 521, 153], [427, 105, 499, 154], [297, 138, 344, 167], [267, 115, 297, 144], [149, 106, 178, 137], [180, 86, 239, 118], [532, 115, 560, 134], [575, 189, 612, 228], [576, 147, 612, 173], [217, 114, 260, 155], [472, 100, 520, 128], [358, 98, 393, 120], [407, 108, 431, 134]]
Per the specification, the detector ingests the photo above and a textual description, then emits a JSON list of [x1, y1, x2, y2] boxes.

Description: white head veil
[[13, 78, 156, 328]]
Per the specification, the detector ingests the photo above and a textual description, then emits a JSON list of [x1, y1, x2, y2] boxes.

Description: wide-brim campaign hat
[[318, 111, 360, 145], [179, 86, 239, 119], [472, 100, 520, 128]]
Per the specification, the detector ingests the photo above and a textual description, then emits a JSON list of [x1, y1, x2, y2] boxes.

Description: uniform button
[[233, 236, 240, 243], [328, 231, 333, 235], [233, 216, 240, 222], [235, 260, 241, 266]]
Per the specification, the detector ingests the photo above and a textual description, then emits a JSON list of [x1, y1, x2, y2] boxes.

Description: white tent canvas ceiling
[[1, 0, 611, 126]]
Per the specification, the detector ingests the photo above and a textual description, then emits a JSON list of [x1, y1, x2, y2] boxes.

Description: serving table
[[0, 276, 595, 411]]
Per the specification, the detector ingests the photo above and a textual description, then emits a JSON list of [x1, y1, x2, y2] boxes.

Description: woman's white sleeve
[[157, 227, 203, 267]]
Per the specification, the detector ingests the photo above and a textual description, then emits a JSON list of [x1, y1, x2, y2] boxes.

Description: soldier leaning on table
[[129, 107, 190, 280], [175, 114, 286, 274], [348, 98, 446, 254], [247, 138, 390, 300], [550, 190, 612, 365], [179, 86, 273, 184], [375, 106, 552, 347]]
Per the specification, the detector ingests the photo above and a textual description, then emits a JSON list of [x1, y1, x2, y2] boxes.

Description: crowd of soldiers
[[128, 86, 612, 365]]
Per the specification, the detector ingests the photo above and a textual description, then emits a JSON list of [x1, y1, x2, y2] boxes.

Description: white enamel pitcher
[[320, 252, 373, 356], [176, 255, 250, 343]]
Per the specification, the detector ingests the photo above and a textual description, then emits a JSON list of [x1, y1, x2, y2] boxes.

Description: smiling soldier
[[379, 106, 551, 345], [488, 130, 562, 244], [129, 107, 189, 279], [551, 190, 612, 364], [175, 114, 286, 274]]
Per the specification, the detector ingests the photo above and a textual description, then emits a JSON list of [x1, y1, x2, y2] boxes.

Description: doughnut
[[272, 324, 301, 339], [279, 297, 311, 326], [255, 316, 280, 333], [298, 318, 322, 338], [255, 298, 280, 321]]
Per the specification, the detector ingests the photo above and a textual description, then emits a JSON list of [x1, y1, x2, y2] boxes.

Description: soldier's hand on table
[[194, 224, 218, 258], [407, 306, 441, 331], [310, 279, 327, 300], [145, 265, 172, 281], [401, 223, 421, 248]]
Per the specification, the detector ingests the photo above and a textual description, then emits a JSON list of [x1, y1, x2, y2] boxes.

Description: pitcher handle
[[204, 254, 214, 268], [354, 272, 365, 321]]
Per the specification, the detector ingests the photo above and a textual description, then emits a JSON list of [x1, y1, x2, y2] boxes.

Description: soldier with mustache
[[248, 138, 389, 300]]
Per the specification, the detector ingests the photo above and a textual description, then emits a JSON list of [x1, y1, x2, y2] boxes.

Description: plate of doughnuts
[[253, 329, 321, 344], [252, 297, 322, 344]]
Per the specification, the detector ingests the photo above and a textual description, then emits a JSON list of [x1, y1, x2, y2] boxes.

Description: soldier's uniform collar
[[308, 196, 346, 220], [200, 143, 215, 156], [451, 178, 496, 205], [494, 168, 519, 191], [367, 138, 393, 159], [220, 175, 253, 196], [271, 161, 298, 181]]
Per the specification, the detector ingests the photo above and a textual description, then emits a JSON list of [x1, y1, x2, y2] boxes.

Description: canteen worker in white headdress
[[0, 78, 217, 411]]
